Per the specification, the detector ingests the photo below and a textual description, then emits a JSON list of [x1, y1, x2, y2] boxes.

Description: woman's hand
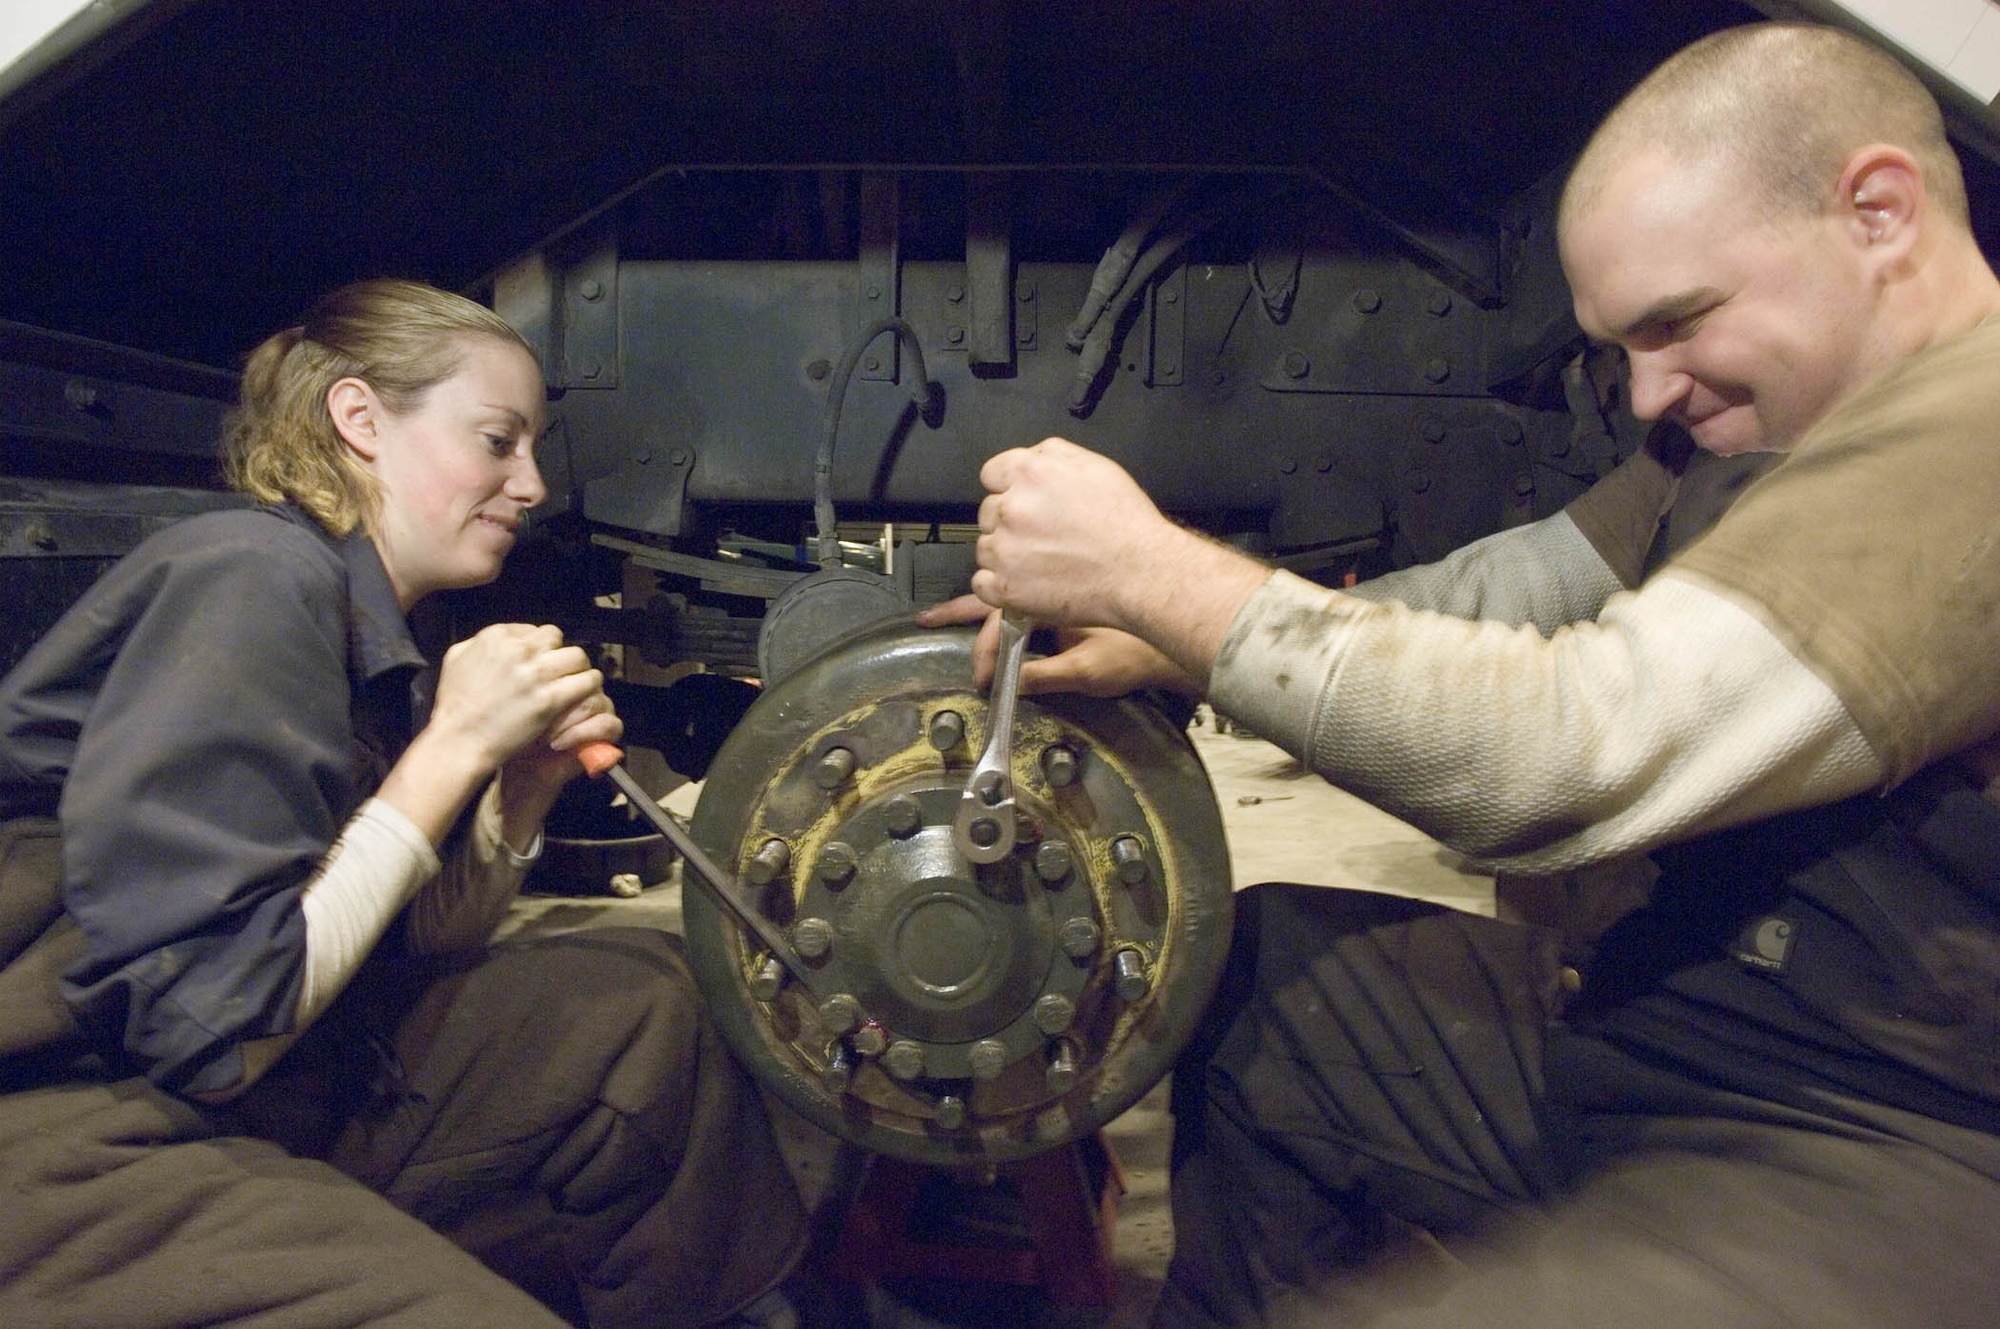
[[429, 623, 607, 771], [500, 682, 624, 801], [381, 623, 616, 848]]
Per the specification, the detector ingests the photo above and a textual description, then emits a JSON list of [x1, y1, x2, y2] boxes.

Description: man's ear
[[1840, 144, 1924, 261], [327, 377, 383, 460]]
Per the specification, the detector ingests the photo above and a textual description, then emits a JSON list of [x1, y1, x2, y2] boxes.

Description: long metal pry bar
[[579, 742, 816, 987]]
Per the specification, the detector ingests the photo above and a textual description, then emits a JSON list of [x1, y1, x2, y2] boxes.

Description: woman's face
[[350, 336, 549, 608]]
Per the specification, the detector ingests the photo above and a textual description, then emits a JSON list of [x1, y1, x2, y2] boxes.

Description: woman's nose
[[508, 457, 548, 508]]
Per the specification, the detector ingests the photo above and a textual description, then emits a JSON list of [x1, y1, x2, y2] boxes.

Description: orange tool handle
[[578, 740, 624, 777]]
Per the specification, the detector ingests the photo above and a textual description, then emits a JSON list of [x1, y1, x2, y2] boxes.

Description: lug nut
[[928, 710, 965, 751], [792, 917, 835, 961], [934, 1094, 968, 1130], [968, 1039, 1010, 1081], [1110, 835, 1149, 884], [1033, 993, 1074, 1035], [1113, 947, 1152, 1002], [1059, 917, 1102, 960], [745, 838, 791, 887], [822, 1043, 855, 1094], [750, 956, 785, 1002], [883, 794, 923, 838], [817, 992, 861, 1034], [852, 1020, 889, 1056], [1034, 840, 1074, 884], [1041, 744, 1079, 788], [882, 1040, 926, 1080], [816, 841, 857, 887], [1045, 1040, 1079, 1095], [813, 745, 856, 789]]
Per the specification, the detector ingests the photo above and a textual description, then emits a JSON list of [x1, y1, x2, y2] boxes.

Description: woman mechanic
[[0, 279, 806, 1327]]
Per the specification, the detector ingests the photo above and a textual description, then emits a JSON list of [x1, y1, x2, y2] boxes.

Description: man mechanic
[[921, 21, 2000, 1328]]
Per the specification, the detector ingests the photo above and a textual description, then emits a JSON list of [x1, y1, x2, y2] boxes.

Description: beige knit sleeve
[[1208, 569, 1880, 872]]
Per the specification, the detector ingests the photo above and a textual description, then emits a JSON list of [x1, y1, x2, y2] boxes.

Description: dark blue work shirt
[[0, 504, 425, 1094]]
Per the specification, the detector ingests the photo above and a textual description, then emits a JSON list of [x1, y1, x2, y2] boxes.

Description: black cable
[[814, 317, 941, 568]]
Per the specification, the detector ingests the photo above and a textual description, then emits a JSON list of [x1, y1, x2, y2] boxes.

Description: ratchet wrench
[[578, 741, 815, 986], [952, 610, 1029, 863]]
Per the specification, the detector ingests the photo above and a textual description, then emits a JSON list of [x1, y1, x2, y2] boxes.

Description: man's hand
[[917, 595, 1203, 698], [965, 438, 1272, 687], [970, 438, 1169, 630]]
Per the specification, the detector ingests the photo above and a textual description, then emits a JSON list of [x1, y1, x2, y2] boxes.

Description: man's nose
[[1623, 350, 1690, 422]]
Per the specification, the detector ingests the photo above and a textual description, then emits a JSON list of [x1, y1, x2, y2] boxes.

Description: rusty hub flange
[[685, 618, 1233, 1165]]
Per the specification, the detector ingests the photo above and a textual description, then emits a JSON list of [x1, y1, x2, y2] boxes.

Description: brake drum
[[685, 618, 1233, 1165]]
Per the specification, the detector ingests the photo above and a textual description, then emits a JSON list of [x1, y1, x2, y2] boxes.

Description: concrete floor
[[507, 708, 1492, 1328]]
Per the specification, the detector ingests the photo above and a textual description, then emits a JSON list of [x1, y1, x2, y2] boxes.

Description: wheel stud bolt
[[745, 838, 791, 887], [1113, 947, 1152, 1002]]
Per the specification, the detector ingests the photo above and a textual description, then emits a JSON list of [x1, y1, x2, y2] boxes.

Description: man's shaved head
[[1560, 23, 1966, 240]]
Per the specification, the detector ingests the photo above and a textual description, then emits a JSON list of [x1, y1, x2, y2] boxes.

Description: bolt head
[[816, 842, 858, 886], [928, 710, 965, 751], [968, 1039, 1010, 1081], [1111, 835, 1149, 884], [967, 817, 1001, 849], [817, 992, 861, 1033], [814, 746, 856, 789], [882, 1040, 925, 1080], [1033, 993, 1075, 1035], [1041, 745, 1080, 788], [934, 1095, 967, 1130], [1034, 840, 1074, 884], [1113, 948, 1152, 1002], [883, 795, 923, 838], [792, 917, 835, 960], [1045, 1041, 1079, 1095], [1059, 916, 1102, 960]]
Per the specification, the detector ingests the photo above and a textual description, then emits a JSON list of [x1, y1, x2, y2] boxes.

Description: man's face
[[1561, 151, 1880, 455]]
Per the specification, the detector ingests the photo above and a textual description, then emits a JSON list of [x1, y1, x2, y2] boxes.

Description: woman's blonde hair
[[223, 278, 539, 535]]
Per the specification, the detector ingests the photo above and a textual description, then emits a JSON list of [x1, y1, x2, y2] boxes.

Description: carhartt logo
[[1732, 916, 1795, 973]]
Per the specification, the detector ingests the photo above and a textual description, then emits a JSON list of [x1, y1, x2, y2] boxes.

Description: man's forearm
[[1112, 524, 1272, 689]]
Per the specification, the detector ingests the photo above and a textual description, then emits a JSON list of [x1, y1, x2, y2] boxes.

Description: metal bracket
[[965, 174, 1013, 371], [583, 441, 693, 537], [561, 241, 620, 390], [857, 173, 901, 382]]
